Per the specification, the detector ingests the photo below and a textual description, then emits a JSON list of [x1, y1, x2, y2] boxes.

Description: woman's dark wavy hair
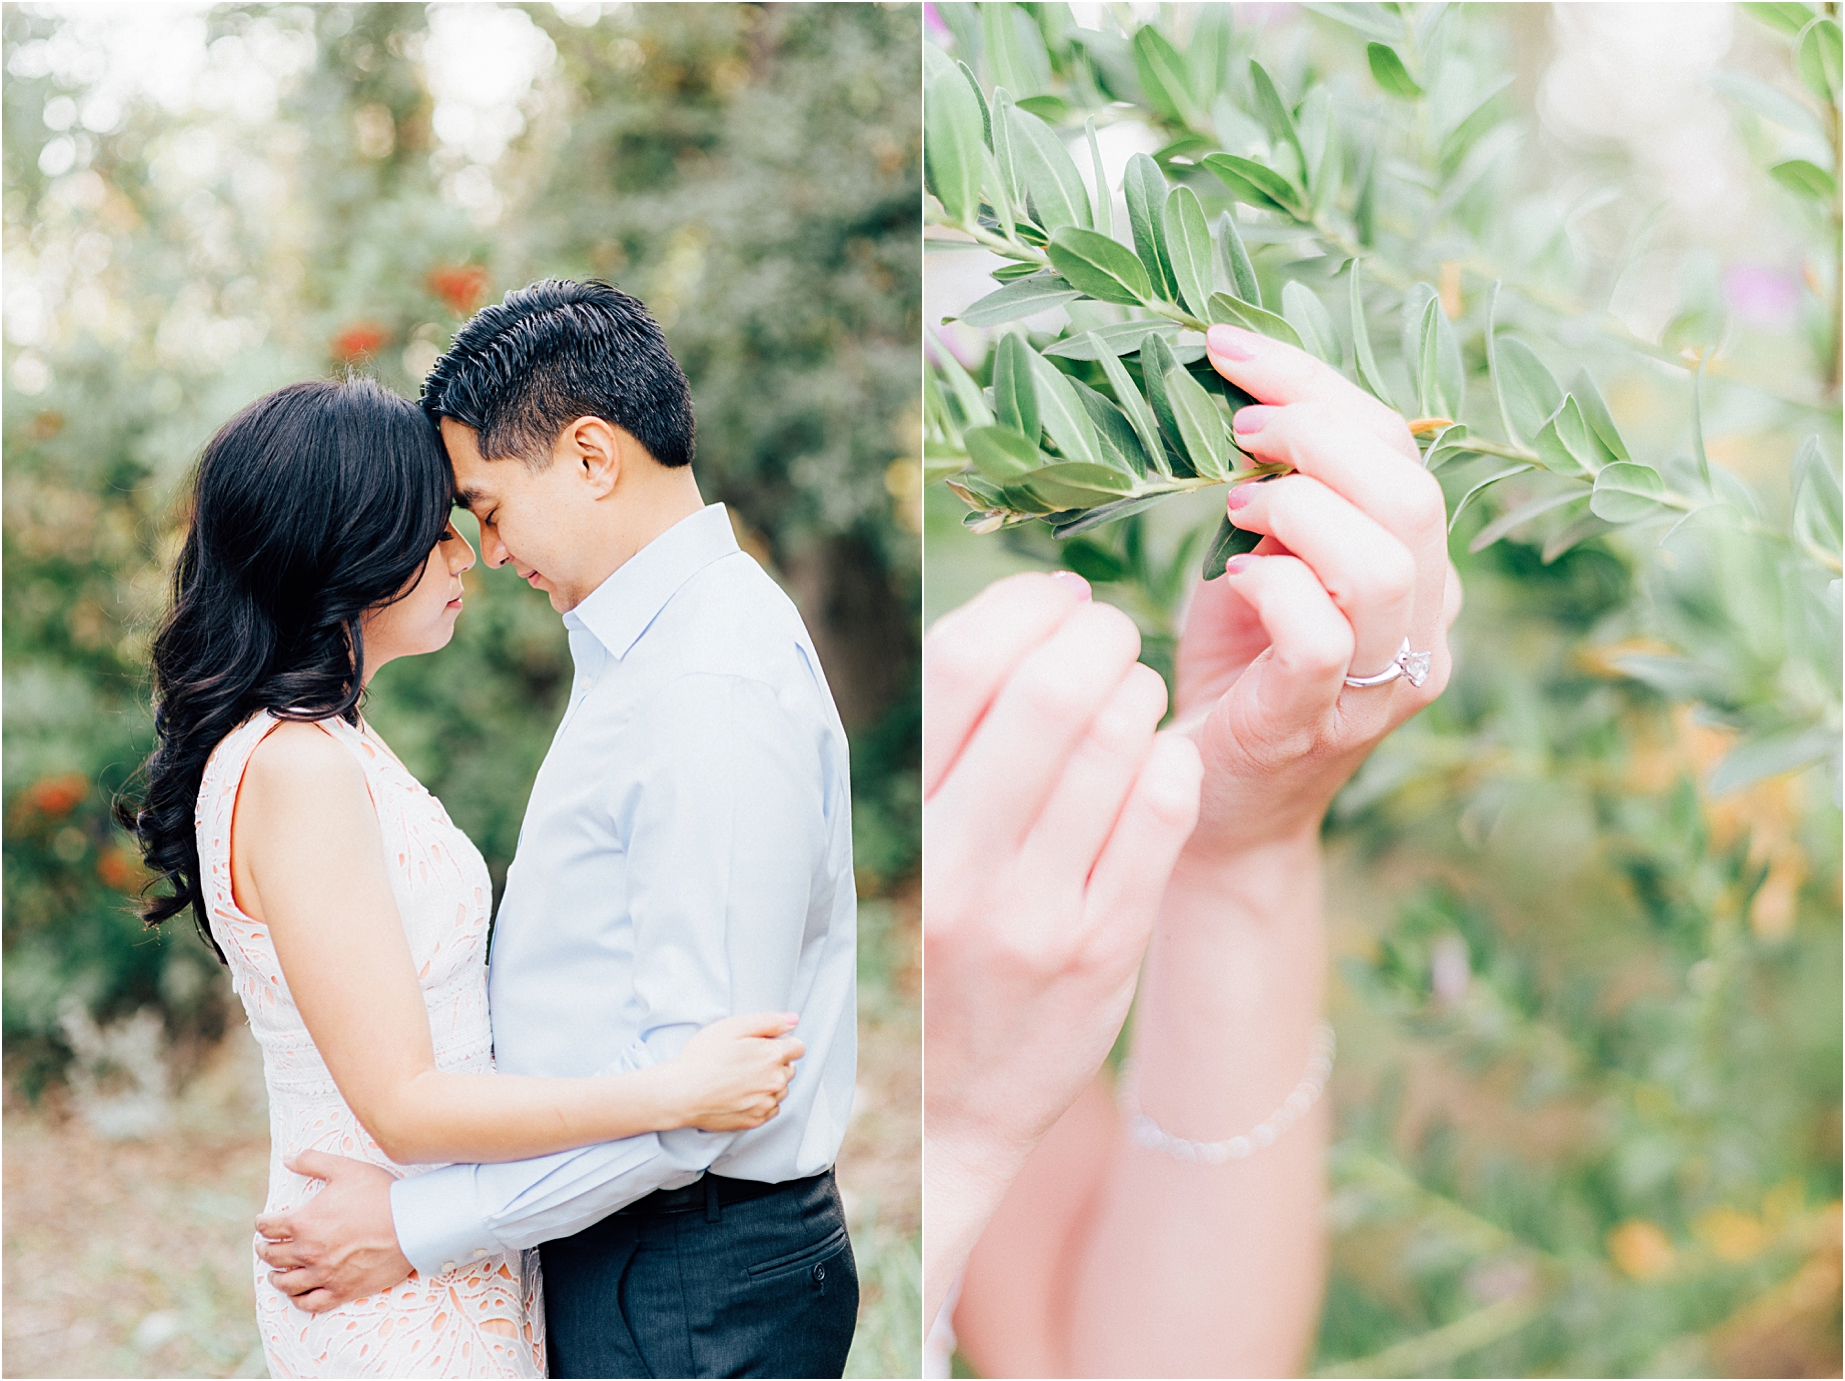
[[115, 378, 453, 961]]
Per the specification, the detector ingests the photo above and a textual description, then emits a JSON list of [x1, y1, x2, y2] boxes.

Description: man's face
[[443, 416, 594, 613]]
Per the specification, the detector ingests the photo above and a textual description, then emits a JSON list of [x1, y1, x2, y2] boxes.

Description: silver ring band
[[1344, 638, 1432, 689]]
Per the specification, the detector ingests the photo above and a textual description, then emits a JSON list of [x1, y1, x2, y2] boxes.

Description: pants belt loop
[[705, 1173, 721, 1224]]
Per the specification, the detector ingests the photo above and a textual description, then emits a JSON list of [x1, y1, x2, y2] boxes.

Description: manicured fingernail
[[1225, 554, 1257, 575], [1049, 570, 1092, 601], [1207, 324, 1262, 361], [1233, 405, 1271, 435], [1226, 484, 1252, 511]]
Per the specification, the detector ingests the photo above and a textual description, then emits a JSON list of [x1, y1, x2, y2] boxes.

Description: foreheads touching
[[418, 277, 695, 473]]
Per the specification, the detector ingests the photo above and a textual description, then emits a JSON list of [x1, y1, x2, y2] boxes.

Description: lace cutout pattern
[[198, 712, 545, 1379]]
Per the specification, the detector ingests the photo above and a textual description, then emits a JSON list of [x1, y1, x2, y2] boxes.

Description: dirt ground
[[3, 894, 920, 1379]]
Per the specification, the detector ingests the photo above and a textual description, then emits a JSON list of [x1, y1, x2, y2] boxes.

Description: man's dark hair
[[420, 278, 695, 469]]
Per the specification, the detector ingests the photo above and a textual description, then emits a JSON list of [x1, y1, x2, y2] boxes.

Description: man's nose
[[479, 527, 509, 568]]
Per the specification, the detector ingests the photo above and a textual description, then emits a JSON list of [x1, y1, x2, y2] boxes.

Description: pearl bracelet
[[1117, 1022, 1336, 1164]]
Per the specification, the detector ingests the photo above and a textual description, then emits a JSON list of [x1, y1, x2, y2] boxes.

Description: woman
[[924, 327, 1461, 1376], [118, 378, 803, 1378]]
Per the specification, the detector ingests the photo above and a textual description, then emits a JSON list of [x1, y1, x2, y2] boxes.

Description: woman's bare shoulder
[[242, 719, 368, 805]]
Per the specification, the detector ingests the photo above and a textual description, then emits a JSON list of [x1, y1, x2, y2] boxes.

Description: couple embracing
[[120, 280, 860, 1378]]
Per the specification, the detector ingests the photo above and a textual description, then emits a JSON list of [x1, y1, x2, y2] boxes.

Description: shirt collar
[[561, 503, 739, 662]]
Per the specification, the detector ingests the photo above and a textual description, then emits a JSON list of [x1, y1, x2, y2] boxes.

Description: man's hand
[[254, 1151, 415, 1313]]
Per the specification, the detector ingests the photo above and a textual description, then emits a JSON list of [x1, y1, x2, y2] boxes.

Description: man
[[252, 279, 860, 1378]]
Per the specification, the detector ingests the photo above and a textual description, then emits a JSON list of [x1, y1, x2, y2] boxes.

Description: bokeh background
[[925, 2, 1839, 1377], [2, 3, 919, 1375]]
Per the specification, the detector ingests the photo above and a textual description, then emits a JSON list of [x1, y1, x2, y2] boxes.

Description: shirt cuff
[[389, 1165, 499, 1279]]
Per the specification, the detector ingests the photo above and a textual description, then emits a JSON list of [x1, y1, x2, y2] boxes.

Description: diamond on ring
[[1344, 638, 1432, 690]]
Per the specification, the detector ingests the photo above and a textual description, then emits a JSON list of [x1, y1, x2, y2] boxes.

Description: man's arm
[[258, 672, 826, 1306]]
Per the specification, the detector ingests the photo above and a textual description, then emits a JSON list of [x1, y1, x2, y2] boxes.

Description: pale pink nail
[[1049, 570, 1092, 601], [1226, 485, 1252, 511], [1233, 405, 1271, 435], [1225, 554, 1257, 575], [1207, 324, 1262, 361]]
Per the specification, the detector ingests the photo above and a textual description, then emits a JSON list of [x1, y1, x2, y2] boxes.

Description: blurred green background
[[2, 4, 918, 1376], [926, 2, 1839, 1377]]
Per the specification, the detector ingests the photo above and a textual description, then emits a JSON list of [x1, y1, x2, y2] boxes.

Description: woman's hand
[[1174, 323, 1461, 864], [923, 572, 1202, 1193], [665, 1012, 804, 1131]]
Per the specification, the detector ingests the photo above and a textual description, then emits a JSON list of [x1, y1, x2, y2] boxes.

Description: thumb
[[287, 1149, 342, 1182]]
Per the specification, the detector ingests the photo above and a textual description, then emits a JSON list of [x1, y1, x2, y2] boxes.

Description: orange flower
[[96, 847, 144, 892], [332, 322, 390, 362], [427, 265, 489, 316], [25, 773, 88, 818]]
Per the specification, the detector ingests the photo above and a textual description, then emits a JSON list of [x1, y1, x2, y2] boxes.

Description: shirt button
[[812, 1262, 825, 1283], [441, 1262, 456, 1273]]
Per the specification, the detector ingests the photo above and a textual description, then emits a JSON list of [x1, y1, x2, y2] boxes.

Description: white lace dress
[[197, 711, 545, 1378]]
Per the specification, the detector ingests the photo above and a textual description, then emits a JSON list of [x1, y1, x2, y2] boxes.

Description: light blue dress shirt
[[389, 503, 858, 1276]]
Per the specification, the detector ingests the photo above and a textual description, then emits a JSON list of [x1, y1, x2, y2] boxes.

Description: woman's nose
[[450, 528, 478, 573]]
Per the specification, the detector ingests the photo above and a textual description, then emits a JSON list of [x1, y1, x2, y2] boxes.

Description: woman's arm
[[956, 326, 1460, 1377], [235, 722, 801, 1166]]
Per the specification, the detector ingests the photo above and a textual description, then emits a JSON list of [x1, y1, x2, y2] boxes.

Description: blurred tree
[[2, 2, 920, 1088]]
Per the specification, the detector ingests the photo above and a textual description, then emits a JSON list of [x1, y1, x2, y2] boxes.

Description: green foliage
[[4, 4, 919, 1076], [927, 3, 1840, 1374]]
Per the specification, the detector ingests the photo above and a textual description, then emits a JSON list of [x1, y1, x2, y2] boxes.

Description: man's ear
[[563, 416, 623, 497]]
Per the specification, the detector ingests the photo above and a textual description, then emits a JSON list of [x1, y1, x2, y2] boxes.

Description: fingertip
[[1206, 323, 1262, 363], [1048, 569, 1092, 602]]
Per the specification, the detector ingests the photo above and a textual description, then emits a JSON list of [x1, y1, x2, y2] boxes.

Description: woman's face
[[360, 521, 476, 676]]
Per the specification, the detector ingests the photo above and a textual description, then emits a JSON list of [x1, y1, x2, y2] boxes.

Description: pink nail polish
[[1049, 570, 1092, 601], [1207, 324, 1262, 361], [1226, 485, 1251, 511], [1225, 554, 1257, 574], [1233, 406, 1270, 435]]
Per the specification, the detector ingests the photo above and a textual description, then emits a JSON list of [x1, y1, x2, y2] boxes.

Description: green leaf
[[925, 60, 986, 225], [1708, 724, 1836, 795], [1165, 363, 1234, 480], [1008, 103, 1092, 233], [991, 333, 1039, 444], [1189, 6, 1235, 105], [1468, 488, 1587, 552], [1248, 59, 1304, 164], [963, 424, 1042, 482], [1017, 460, 1138, 510], [1202, 153, 1301, 216], [1139, 332, 1190, 468], [1769, 158, 1838, 200], [983, 2, 1052, 100], [1026, 351, 1106, 466], [1413, 296, 1461, 418], [1590, 461, 1671, 522], [1060, 535, 1131, 584], [1162, 185, 1214, 317], [952, 275, 1083, 327], [1542, 507, 1612, 563], [1202, 512, 1263, 579], [1133, 24, 1198, 125], [1084, 116, 1113, 239], [1797, 16, 1842, 103], [1425, 422, 1478, 472], [1046, 226, 1153, 305], [1447, 463, 1533, 532], [1299, 2, 1410, 43], [1792, 435, 1843, 555], [1691, 353, 1714, 494], [1123, 153, 1178, 301], [958, 60, 993, 149], [1437, 77, 1514, 171], [1282, 281, 1339, 366], [1531, 396, 1604, 478], [1097, 350, 1173, 480], [1710, 69, 1824, 137], [1043, 321, 1179, 360], [1069, 378, 1151, 476], [1493, 337, 1564, 447], [1050, 491, 1181, 538], [929, 329, 994, 427], [991, 88, 1024, 215], [1741, 1, 1817, 35], [1569, 368, 1631, 463], [1216, 212, 1262, 307], [1208, 291, 1305, 350], [1349, 259, 1395, 409], [1365, 41, 1424, 98]]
